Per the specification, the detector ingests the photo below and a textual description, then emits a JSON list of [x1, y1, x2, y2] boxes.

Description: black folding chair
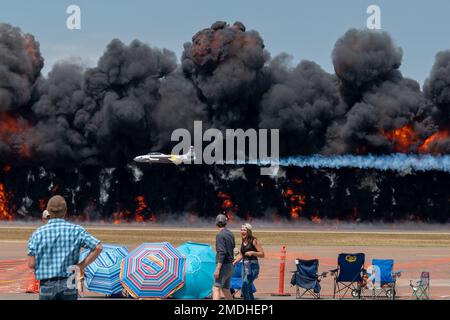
[[290, 259, 327, 299], [330, 253, 366, 299]]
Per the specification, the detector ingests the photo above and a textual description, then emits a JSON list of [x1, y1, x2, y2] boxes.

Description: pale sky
[[1, 0, 450, 85]]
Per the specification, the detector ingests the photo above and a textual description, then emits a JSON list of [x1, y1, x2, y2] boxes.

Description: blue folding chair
[[362, 259, 401, 300], [230, 262, 256, 298], [330, 253, 365, 299], [290, 259, 327, 299]]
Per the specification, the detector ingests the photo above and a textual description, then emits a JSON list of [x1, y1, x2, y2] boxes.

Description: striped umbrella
[[79, 244, 129, 295], [120, 242, 185, 299], [173, 242, 216, 299]]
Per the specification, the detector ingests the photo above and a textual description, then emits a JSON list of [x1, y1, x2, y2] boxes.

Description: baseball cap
[[46, 195, 67, 217], [215, 214, 228, 225], [241, 223, 253, 231]]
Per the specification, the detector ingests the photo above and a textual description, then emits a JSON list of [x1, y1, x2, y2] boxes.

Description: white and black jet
[[133, 146, 195, 165]]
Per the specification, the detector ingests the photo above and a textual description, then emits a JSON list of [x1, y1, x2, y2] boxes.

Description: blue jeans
[[39, 278, 78, 300], [242, 261, 259, 300]]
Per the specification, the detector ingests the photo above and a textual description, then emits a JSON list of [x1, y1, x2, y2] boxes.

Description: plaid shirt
[[28, 219, 101, 280]]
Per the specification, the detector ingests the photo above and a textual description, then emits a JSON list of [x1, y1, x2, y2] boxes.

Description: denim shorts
[[39, 278, 78, 300]]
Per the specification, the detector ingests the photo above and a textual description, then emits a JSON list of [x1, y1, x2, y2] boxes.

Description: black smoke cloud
[[424, 51, 450, 120], [0, 23, 43, 111], [181, 21, 271, 130], [325, 77, 431, 154], [1, 21, 450, 166], [259, 56, 344, 155], [332, 29, 403, 90], [325, 29, 436, 154], [2, 21, 450, 223]]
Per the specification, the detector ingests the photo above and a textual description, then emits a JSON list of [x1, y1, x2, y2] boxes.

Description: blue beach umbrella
[[79, 244, 129, 295], [173, 242, 216, 299]]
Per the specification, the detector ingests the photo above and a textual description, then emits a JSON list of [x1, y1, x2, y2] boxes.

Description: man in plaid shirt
[[27, 195, 103, 300]]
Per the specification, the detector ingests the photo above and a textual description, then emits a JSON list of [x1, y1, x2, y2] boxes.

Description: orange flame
[[310, 213, 322, 224], [381, 125, 419, 153], [217, 191, 236, 221], [38, 199, 46, 211], [112, 210, 129, 224], [0, 112, 31, 158], [148, 212, 157, 223], [0, 183, 13, 221], [112, 197, 155, 224], [381, 124, 450, 154], [283, 186, 306, 220], [418, 130, 450, 154], [135, 195, 148, 222], [134, 214, 145, 223], [283, 188, 294, 197]]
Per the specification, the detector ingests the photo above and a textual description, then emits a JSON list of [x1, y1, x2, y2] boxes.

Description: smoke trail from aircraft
[[246, 154, 450, 172]]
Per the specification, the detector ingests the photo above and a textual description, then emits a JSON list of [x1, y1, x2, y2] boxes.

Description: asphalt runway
[[2, 222, 450, 234]]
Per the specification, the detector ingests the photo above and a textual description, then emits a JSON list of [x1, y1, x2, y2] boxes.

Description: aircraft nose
[[134, 156, 142, 162]]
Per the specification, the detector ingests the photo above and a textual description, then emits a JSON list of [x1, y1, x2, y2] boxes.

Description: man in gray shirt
[[213, 214, 235, 300]]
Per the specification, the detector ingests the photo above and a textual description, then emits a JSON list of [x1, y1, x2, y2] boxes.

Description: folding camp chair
[[330, 253, 365, 299], [290, 259, 327, 299], [230, 262, 256, 298], [410, 272, 430, 300], [361, 259, 401, 300]]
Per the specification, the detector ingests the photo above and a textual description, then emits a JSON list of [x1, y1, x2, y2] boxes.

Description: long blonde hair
[[242, 224, 256, 249]]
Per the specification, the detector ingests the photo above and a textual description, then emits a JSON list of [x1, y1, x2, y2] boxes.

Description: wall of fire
[[1, 164, 448, 223]]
